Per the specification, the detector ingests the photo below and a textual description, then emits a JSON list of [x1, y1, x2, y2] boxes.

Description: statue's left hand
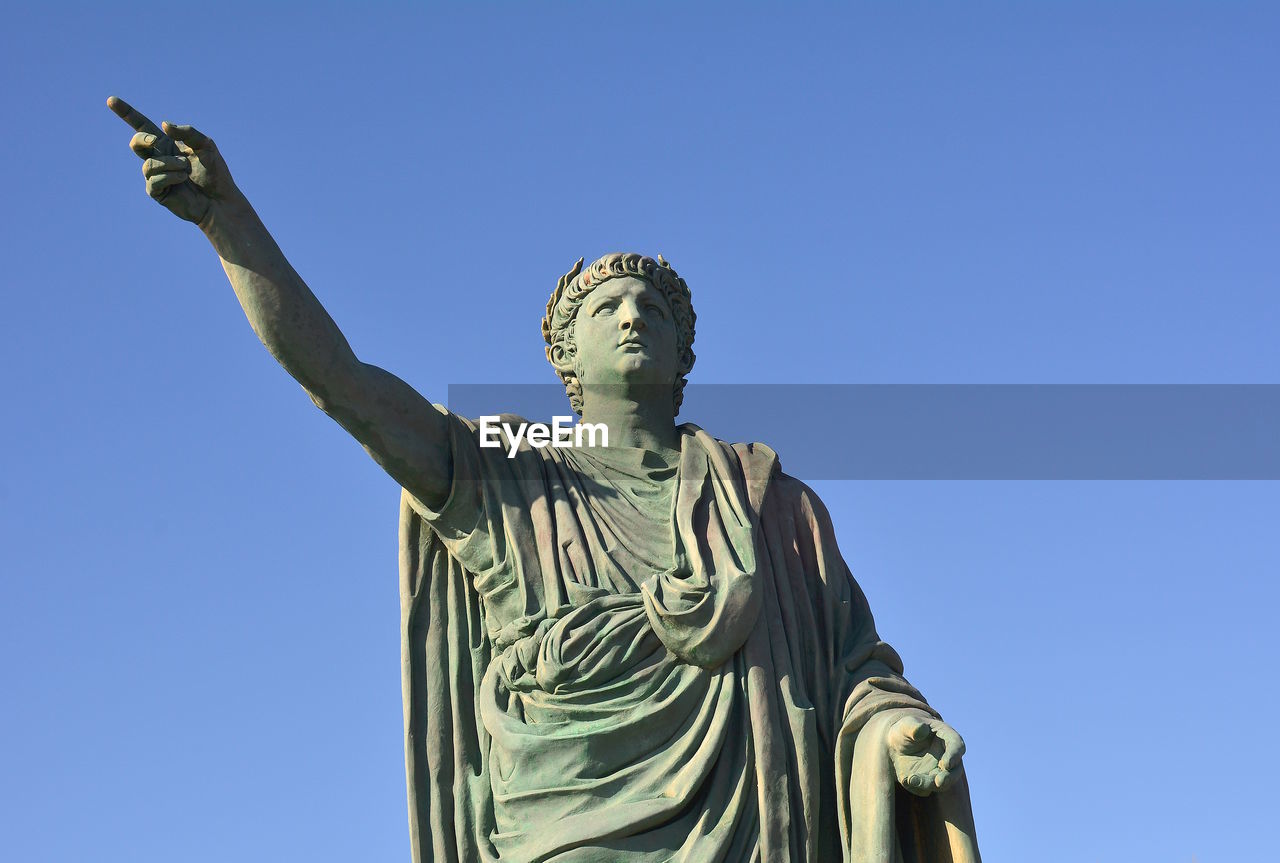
[[886, 711, 966, 796]]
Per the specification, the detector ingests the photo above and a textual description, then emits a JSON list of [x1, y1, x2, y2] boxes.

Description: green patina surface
[[110, 96, 982, 863]]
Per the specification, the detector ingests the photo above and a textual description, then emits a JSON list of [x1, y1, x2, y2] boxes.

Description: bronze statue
[[109, 96, 981, 863]]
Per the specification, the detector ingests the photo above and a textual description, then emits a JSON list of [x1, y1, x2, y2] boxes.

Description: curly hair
[[542, 252, 697, 416]]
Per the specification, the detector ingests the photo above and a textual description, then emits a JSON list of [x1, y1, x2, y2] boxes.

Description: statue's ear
[[680, 347, 696, 374]]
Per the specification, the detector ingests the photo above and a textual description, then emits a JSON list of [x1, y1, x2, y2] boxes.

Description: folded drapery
[[399, 408, 980, 862]]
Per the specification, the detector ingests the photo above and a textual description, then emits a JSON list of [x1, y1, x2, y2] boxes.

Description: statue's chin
[[615, 353, 676, 380], [617, 358, 657, 376]]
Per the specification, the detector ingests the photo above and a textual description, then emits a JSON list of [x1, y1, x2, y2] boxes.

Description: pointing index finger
[[107, 96, 162, 136]]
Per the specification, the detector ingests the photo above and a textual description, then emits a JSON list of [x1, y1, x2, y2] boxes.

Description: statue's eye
[[594, 304, 616, 316], [646, 304, 666, 319]]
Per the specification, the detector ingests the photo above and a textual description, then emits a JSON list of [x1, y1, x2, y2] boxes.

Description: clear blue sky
[[2, 2, 1277, 860]]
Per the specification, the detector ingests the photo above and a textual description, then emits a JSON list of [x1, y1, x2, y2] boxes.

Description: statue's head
[[542, 252, 697, 416]]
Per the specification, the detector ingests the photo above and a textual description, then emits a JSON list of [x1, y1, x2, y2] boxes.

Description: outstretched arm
[[108, 97, 450, 505]]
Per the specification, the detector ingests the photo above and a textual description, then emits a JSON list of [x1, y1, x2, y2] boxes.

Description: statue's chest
[[542, 452, 678, 599]]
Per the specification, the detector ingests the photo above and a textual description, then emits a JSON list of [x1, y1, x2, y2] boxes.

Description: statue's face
[[572, 275, 679, 396]]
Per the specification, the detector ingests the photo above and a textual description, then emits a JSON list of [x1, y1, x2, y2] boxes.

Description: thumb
[[887, 715, 932, 754]]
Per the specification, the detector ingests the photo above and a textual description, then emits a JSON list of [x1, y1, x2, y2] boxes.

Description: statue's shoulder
[[722, 436, 833, 522], [694, 426, 830, 517], [430, 404, 533, 434]]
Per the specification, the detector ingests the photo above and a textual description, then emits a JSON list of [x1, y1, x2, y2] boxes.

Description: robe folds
[[399, 408, 981, 862]]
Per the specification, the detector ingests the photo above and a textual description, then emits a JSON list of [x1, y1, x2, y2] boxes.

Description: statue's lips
[[619, 341, 649, 352]]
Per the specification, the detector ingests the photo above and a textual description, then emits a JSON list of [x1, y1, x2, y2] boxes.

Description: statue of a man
[[109, 97, 982, 863]]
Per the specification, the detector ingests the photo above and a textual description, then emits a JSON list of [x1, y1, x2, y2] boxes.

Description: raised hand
[[886, 711, 966, 796], [107, 96, 239, 225]]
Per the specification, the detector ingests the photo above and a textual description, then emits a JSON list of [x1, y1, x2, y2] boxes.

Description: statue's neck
[[580, 394, 680, 457]]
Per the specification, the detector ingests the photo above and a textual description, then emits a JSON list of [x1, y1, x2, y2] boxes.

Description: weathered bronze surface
[[110, 96, 981, 863]]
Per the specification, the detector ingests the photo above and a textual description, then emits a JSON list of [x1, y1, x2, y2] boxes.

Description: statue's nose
[[620, 314, 646, 332]]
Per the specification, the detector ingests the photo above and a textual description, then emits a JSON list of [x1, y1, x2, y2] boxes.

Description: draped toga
[[398, 407, 980, 862]]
